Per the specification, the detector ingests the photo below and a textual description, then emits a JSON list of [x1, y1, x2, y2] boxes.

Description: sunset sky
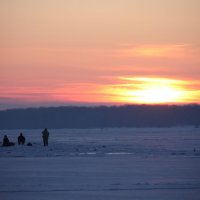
[[1, 0, 200, 109]]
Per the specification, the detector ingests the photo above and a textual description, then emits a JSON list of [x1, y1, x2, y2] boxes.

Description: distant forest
[[0, 105, 200, 129]]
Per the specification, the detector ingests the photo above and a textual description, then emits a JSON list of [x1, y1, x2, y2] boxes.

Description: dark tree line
[[0, 105, 200, 129]]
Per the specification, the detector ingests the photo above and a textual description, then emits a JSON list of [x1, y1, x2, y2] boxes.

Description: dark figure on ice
[[3, 135, 10, 146], [2, 135, 14, 147], [42, 128, 49, 146], [18, 133, 26, 145]]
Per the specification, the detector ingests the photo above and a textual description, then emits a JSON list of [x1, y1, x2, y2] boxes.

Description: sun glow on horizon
[[125, 84, 184, 104], [103, 77, 199, 105]]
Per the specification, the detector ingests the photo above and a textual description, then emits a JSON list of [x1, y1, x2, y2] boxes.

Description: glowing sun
[[127, 85, 183, 104], [112, 77, 187, 104]]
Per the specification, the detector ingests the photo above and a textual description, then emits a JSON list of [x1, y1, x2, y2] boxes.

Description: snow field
[[0, 127, 200, 200]]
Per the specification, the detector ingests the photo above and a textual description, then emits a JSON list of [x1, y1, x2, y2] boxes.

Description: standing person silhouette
[[42, 128, 50, 146], [18, 133, 26, 145]]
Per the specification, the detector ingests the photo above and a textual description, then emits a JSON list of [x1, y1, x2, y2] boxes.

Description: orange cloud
[[120, 44, 194, 58]]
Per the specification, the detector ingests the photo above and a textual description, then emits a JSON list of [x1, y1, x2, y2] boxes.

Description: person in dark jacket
[[3, 135, 10, 146], [18, 133, 26, 145], [2, 135, 15, 146], [42, 128, 49, 146]]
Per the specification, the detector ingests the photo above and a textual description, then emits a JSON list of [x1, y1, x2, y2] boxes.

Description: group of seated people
[[2, 133, 26, 147]]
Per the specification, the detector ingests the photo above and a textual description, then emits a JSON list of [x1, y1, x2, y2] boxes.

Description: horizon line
[[1, 103, 200, 112]]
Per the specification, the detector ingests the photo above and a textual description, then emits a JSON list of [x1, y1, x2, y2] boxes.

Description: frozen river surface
[[0, 127, 200, 200]]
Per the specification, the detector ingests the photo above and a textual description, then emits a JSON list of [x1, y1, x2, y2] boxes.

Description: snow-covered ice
[[0, 127, 200, 200]]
